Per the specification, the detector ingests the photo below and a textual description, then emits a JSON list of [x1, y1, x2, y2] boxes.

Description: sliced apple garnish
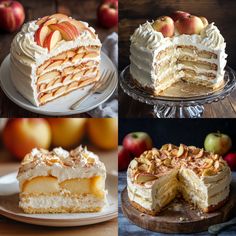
[[49, 21, 79, 41], [43, 30, 62, 51], [22, 176, 59, 193], [34, 25, 51, 46], [49, 13, 69, 22], [134, 173, 158, 184], [43, 17, 58, 26], [36, 16, 49, 26]]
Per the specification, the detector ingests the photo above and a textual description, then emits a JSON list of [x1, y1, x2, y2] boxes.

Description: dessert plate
[[0, 172, 117, 227], [0, 52, 117, 116]]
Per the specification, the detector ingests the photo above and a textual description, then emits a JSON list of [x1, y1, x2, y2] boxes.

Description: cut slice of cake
[[10, 13, 101, 106], [127, 144, 231, 215], [130, 12, 227, 95], [17, 146, 107, 214]]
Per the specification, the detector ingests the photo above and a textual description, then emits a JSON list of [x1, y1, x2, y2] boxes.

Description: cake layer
[[20, 193, 106, 213]]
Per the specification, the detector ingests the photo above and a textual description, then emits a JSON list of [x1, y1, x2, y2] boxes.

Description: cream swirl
[[11, 21, 47, 65], [131, 21, 164, 49], [200, 23, 225, 50]]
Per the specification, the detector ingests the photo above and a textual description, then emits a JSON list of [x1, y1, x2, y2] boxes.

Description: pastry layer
[[20, 193, 106, 213]]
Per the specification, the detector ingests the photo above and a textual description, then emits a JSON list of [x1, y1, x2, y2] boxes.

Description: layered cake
[[127, 144, 231, 215], [17, 146, 107, 213], [11, 13, 101, 106], [130, 11, 227, 94]]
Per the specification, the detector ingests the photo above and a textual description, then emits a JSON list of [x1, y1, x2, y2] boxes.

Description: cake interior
[[128, 166, 230, 215], [36, 45, 101, 105], [153, 45, 220, 94], [20, 175, 106, 213]]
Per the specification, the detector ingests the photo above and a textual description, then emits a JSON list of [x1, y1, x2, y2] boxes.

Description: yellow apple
[[87, 118, 118, 150], [3, 118, 51, 160], [47, 118, 87, 149]]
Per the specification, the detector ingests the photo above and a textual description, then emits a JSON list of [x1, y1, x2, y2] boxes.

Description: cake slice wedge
[[17, 146, 107, 214]]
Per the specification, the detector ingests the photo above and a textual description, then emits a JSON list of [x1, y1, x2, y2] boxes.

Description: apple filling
[[22, 175, 105, 198]]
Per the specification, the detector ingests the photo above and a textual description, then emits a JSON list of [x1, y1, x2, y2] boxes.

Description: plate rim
[[0, 52, 117, 116], [0, 172, 118, 227]]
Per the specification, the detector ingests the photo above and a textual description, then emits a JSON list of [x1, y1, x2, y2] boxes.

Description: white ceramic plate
[[0, 172, 118, 227], [0, 52, 117, 116]]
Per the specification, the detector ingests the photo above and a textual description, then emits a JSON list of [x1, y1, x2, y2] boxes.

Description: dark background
[[119, 118, 236, 151], [119, 0, 236, 71]]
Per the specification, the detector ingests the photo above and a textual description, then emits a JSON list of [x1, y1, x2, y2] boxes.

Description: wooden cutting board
[[121, 187, 235, 233]]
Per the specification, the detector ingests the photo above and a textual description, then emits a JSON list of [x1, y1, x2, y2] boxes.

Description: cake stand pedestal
[[120, 66, 236, 118]]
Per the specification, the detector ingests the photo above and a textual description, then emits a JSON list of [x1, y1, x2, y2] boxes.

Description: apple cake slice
[[10, 13, 101, 106], [17, 146, 107, 214]]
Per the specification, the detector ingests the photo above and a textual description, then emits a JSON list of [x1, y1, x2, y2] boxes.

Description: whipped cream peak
[[200, 23, 225, 50], [131, 21, 165, 49]]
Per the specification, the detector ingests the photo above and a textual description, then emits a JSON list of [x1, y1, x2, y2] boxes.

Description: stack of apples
[[204, 132, 236, 171], [2, 118, 118, 161], [119, 132, 153, 171], [152, 10, 209, 37]]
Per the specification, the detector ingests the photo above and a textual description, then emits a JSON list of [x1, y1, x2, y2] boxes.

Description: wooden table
[[119, 0, 236, 118], [0, 148, 118, 236], [0, 0, 117, 117]]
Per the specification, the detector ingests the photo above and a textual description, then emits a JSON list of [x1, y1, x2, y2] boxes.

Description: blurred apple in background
[[0, 0, 25, 32], [123, 132, 153, 157], [2, 118, 51, 160], [87, 118, 118, 150], [47, 118, 87, 149], [204, 132, 232, 156], [118, 145, 132, 171], [97, 0, 118, 28], [224, 153, 236, 171]]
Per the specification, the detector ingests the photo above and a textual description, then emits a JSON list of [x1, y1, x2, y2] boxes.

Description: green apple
[[204, 132, 232, 155]]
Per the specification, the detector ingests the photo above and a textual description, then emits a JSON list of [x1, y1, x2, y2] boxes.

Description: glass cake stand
[[120, 65, 236, 118]]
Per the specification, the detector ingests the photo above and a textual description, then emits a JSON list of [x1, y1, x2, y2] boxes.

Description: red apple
[[123, 132, 153, 157], [97, 0, 118, 29], [2, 118, 51, 160], [175, 15, 204, 35], [224, 153, 236, 171], [0, 0, 25, 32], [170, 10, 190, 22], [118, 145, 133, 171], [152, 16, 175, 37], [43, 30, 62, 51], [204, 132, 232, 156]]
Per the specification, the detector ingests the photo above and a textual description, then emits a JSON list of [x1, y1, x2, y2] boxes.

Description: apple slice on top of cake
[[10, 13, 101, 106], [17, 146, 107, 213]]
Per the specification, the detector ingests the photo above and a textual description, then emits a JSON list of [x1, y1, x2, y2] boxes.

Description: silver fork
[[69, 70, 115, 110]]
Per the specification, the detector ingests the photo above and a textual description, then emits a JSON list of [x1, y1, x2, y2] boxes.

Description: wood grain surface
[[118, 0, 236, 118], [0, 0, 117, 118], [121, 187, 235, 233]]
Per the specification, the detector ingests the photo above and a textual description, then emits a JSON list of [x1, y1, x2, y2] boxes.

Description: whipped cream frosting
[[130, 21, 227, 91], [17, 146, 106, 189], [10, 19, 101, 106]]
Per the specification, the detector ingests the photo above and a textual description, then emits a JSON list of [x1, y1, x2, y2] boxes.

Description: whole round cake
[[127, 144, 231, 215], [10, 13, 101, 106], [129, 11, 227, 94]]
